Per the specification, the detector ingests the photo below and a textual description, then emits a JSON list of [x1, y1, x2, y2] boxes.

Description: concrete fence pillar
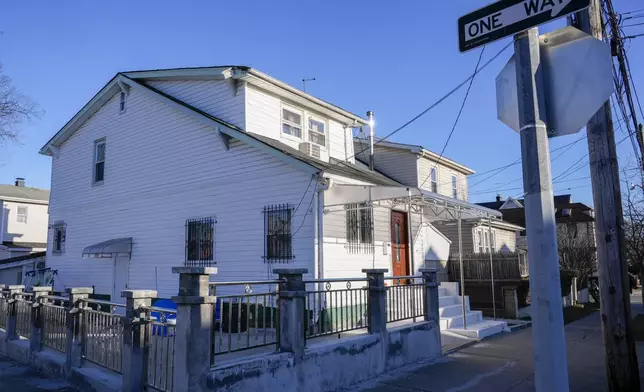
[[172, 267, 217, 392], [122, 290, 157, 392], [65, 287, 93, 372], [5, 285, 25, 341], [502, 286, 519, 319], [274, 268, 307, 360], [362, 269, 388, 335], [30, 286, 52, 353], [420, 269, 439, 326]]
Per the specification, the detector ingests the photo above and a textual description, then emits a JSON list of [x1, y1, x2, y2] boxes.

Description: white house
[[39, 66, 505, 337], [0, 178, 49, 259]]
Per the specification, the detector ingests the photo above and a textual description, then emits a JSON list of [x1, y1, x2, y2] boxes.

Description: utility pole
[[574, 1, 641, 390], [515, 27, 569, 392]]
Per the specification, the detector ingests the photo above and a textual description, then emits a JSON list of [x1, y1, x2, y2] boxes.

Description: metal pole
[[407, 189, 414, 276], [369, 187, 375, 269], [574, 3, 641, 390], [457, 209, 466, 329], [487, 218, 496, 320], [514, 27, 569, 391]]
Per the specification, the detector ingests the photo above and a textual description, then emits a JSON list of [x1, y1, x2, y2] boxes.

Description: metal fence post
[[362, 269, 387, 334], [5, 285, 25, 341], [30, 286, 52, 353], [122, 290, 157, 392], [274, 268, 307, 360], [419, 269, 439, 326], [171, 267, 217, 392], [65, 287, 93, 372]]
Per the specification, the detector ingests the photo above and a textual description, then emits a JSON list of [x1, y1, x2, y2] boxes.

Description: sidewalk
[[0, 354, 76, 392], [357, 293, 644, 392]]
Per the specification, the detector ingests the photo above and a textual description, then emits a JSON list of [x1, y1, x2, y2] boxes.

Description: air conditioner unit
[[299, 142, 321, 159]]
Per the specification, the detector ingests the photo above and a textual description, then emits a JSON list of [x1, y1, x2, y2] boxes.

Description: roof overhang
[[354, 139, 475, 175], [82, 237, 132, 259], [0, 196, 48, 205], [324, 184, 501, 221]]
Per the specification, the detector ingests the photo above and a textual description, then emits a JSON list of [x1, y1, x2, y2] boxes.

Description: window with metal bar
[[345, 202, 374, 254], [185, 217, 215, 266], [263, 204, 293, 262], [53, 222, 66, 254]]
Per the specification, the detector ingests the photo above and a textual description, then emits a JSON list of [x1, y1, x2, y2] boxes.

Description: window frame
[[281, 104, 304, 141], [429, 166, 438, 193], [345, 202, 374, 253], [52, 222, 66, 254], [307, 115, 327, 148], [93, 138, 106, 185], [16, 206, 28, 223], [451, 173, 458, 199], [185, 217, 216, 266], [119, 91, 127, 113], [264, 205, 294, 262]]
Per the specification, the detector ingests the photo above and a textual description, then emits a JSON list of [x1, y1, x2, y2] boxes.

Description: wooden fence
[[448, 252, 525, 281]]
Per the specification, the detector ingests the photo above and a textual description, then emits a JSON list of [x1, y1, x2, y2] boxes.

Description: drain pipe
[[315, 177, 332, 284]]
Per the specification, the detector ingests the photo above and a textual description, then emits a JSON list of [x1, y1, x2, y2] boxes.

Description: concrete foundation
[[207, 321, 441, 392]]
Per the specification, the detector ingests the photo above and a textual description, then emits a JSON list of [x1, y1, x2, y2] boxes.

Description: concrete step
[[438, 295, 470, 309], [438, 287, 448, 297], [440, 310, 483, 329], [447, 320, 507, 339], [438, 304, 470, 318]]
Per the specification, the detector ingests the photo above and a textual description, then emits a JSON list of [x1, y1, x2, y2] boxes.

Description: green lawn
[[562, 302, 600, 325]]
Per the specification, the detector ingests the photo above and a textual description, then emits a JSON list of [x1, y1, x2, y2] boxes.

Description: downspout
[[367, 111, 375, 171], [316, 176, 331, 283]]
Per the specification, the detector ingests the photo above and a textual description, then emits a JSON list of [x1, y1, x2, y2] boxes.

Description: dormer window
[[281, 106, 303, 138], [308, 116, 326, 147]]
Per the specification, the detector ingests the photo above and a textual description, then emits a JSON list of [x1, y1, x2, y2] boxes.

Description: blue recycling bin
[[151, 299, 177, 337]]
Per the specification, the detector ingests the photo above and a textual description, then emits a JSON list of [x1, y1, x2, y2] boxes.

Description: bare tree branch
[[0, 63, 42, 147], [557, 224, 597, 286]]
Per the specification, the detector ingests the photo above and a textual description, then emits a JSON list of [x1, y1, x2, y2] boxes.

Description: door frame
[[112, 256, 130, 303], [390, 209, 411, 281]]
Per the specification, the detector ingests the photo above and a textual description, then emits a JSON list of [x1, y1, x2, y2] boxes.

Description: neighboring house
[[0, 178, 50, 260], [0, 252, 46, 286], [477, 194, 596, 251], [38, 65, 506, 336]]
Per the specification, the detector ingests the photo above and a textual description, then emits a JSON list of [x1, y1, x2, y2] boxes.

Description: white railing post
[[172, 267, 217, 392], [30, 286, 52, 354], [65, 287, 93, 372], [5, 285, 24, 341], [122, 289, 157, 392]]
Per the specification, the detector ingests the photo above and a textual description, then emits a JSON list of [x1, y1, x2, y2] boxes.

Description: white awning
[[82, 238, 132, 259], [324, 184, 501, 221]]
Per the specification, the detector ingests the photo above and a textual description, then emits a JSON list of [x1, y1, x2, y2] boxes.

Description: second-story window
[[451, 174, 458, 199], [430, 167, 438, 193], [16, 206, 28, 223], [94, 139, 106, 184], [282, 107, 303, 138], [308, 116, 326, 147]]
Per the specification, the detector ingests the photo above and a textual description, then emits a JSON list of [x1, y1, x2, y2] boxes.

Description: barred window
[[185, 217, 215, 266], [264, 204, 293, 262], [53, 223, 66, 254], [345, 202, 374, 253]]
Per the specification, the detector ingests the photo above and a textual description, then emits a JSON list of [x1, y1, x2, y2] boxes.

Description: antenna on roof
[[302, 77, 316, 92]]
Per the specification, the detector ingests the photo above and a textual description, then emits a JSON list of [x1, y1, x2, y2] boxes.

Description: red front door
[[391, 211, 410, 279]]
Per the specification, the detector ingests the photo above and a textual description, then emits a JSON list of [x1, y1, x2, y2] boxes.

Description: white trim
[[499, 197, 524, 210], [0, 197, 48, 205], [0, 257, 44, 271], [123, 67, 231, 80], [280, 103, 304, 141]]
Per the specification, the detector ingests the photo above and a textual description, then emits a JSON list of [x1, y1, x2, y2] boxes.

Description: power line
[[419, 46, 486, 189]]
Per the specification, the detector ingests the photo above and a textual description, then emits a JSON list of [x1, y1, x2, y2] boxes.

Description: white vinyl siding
[[1, 201, 48, 245], [246, 85, 343, 162], [47, 87, 315, 298], [354, 143, 418, 186], [146, 79, 245, 129]]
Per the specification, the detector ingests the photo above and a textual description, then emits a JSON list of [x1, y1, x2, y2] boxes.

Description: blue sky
[[1, 0, 643, 206]]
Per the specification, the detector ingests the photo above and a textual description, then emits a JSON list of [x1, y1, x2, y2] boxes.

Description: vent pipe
[[367, 111, 375, 171]]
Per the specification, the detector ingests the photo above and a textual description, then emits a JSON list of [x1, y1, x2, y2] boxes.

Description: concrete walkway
[[0, 355, 76, 391], [358, 293, 644, 392]]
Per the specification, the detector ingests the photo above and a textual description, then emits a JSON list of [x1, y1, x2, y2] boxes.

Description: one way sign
[[458, 0, 590, 52]]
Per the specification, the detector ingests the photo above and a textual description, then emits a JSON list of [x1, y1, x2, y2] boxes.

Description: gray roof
[[0, 185, 50, 202]]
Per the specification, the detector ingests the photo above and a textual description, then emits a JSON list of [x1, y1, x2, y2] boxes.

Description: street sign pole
[[514, 27, 570, 392]]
